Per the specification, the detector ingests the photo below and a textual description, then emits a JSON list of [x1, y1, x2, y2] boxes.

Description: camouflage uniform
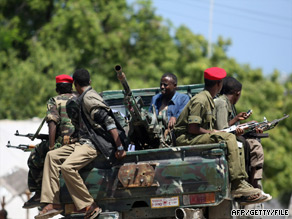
[[214, 94, 264, 180], [27, 93, 76, 193], [174, 90, 248, 182]]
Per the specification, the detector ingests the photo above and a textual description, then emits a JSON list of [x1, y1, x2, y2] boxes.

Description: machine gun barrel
[[6, 141, 35, 151], [15, 130, 49, 141], [114, 65, 143, 120], [115, 65, 131, 96]]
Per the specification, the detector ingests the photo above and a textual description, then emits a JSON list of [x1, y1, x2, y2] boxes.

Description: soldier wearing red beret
[[174, 67, 268, 205], [23, 74, 77, 209], [55, 74, 74, 84], [36, 69, 127, 219]]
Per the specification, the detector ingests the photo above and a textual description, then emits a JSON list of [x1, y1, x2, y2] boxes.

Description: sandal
[[234, 192, 264, 205], [238, 191, 272, 206], [34, 204, 63, 219], [84, 203, 102, 219]]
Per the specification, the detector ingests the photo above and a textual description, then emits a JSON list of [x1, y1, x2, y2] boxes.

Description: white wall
[[0, 119, 47, 219]]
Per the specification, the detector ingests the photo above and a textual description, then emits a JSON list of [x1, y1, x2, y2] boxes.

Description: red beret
[[204, 67, 226, 80], [55, 74, 73, 83]]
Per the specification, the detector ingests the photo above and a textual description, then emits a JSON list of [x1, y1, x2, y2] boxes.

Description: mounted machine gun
[[114, 65, 171, 149]]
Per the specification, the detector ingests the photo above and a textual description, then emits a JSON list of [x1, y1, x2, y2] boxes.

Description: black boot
[[22, 192, 41, 209]]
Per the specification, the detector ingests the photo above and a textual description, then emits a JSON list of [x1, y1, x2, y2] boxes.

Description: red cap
[[55, 74, 73, 83], [204, 67, 226, 80]]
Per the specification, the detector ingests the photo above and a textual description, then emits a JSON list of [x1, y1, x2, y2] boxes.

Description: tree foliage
[[0, 0, 291, 204]]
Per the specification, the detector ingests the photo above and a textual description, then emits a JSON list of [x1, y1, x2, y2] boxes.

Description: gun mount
[[114, 65, 170, 149]]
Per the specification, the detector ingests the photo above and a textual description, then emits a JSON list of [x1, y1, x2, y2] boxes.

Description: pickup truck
[[59, 82, 234, 219]]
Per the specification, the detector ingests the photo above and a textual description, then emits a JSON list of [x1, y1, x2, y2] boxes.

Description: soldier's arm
[[109, 128, 126, 159], [186, 100, 211, 135], [48, 121, 57, 150], [46, 97, 60, 150], [92, 107, 126, 159], [188, 123, 212, 135], [214, 99, 229, 130], [229, 112, 249, 126]]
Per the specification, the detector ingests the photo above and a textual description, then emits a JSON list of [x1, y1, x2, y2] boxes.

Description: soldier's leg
[[209, 132, 248, 181], [176, 132, 264, 204], [27, 141, 49, 193], [236, 136, 249, 177], [177, 132, 247, 181], [245, 139, 272, 202], [40, 144, 75, 204], [24, 141, 50, 208], [246, 139, 264, 186], [60, 143, 99, 211], [209, 133, 270, 205], [27, 147, 39, 193]]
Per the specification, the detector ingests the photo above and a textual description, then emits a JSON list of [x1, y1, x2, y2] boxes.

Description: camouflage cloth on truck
[[27, 93, 76, 193]]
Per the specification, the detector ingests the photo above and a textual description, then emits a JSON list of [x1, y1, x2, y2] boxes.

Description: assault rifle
[[14, 130, 49, 141], [6, 141, 35, 152], [221, 115, 289, 136]]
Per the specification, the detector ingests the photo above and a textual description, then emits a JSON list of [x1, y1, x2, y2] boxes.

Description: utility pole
[[208, 0, 214, 59], [25, 190, 31, 219]]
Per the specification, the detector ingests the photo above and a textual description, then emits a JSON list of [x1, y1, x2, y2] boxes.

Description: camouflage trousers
[[27, 138, 63, 192], [176, 132, 248, 182], [27, 141, 49, 193]]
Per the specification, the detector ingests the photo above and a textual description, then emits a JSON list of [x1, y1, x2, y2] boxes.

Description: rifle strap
[[31, 117, 46, 141]]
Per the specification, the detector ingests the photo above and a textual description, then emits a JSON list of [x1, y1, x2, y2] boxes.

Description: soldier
[[214, 76, 272, 201], [174, 67, 267, 205], [149, 73, 190, 130], [23, 74, 76, 209], [35, 69, 126, 219]]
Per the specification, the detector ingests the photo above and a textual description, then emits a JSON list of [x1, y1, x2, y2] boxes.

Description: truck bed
[[60, 143, 229, 217]]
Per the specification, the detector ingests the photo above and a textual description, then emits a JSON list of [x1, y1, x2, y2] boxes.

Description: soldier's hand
[[236, 112, 249, 121], [115, 150, 126, 159], [49, 142, 55, 150], [235, 127, 244, 136], [168, 117, 177, 129], [255, 127, 263, 133]]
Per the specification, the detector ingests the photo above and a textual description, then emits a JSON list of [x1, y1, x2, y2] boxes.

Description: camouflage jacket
[[46, 93, 76, 143]]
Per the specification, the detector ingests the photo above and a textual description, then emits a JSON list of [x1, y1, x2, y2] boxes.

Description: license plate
[[151, 196, 179, 208]]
